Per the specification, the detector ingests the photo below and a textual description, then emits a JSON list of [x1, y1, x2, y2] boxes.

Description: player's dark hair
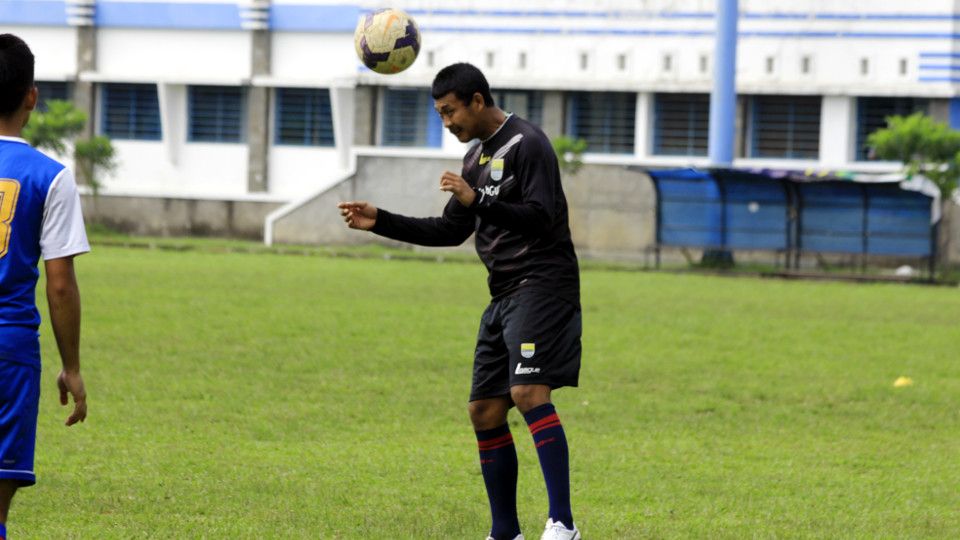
[[0, 34, 34, 118], [431, 62, 494, 107]]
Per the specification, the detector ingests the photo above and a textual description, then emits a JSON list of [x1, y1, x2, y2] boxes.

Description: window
[[188, 86, 244, 143], [749, 95, 821, 159], [380, 88, 442, 147], [493, 90, 544, 128], [35, 81, 70, 112], [855, 97, 928, 161], [102, 83, 161, 140], [566, 91, 636, 154], [653, 93, 709, 156], [275, 88, 334, 146]]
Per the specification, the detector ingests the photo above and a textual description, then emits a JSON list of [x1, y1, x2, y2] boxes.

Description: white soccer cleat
[[540, 518, 581, 540], [485, 534, 524, 540]]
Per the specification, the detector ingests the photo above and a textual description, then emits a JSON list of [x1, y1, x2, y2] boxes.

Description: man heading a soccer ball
[[338, 63, 583, 540]]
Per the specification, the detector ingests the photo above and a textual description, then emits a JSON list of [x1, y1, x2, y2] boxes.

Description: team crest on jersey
[[491, 159, 505, 181], [520, 342, 536, 359]]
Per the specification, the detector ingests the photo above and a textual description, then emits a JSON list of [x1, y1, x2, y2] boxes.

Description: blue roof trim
[[920, 77, 960, 83], [0, 0, 66, 27], [271, 4, 361, 31], [919, 64, 960, 70], [350, 9, 960, 22], [96, 2, 242, 30], [422, 26, 960, 39]]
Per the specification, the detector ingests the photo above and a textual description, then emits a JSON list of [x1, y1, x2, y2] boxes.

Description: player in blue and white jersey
[[0, 34, 90, 540]]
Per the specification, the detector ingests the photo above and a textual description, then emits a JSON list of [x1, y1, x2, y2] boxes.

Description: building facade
[[3, 0, 959, 259]]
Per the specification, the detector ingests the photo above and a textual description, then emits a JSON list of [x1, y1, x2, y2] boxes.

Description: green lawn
[[10, 243, 960, 538]]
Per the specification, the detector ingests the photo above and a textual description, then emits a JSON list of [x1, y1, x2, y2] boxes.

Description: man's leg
[[512, 385, 574, 531], [470, 397, 521, 540], [0, 480, 18, 539]]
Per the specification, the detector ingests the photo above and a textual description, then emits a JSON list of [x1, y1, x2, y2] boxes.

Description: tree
[[868, 112, 960, 275], [22, 99, 116, 196], [867, 111, 960, 197], [552, 135, 588, 175]]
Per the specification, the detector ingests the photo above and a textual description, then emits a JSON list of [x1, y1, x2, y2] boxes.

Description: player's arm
[[338, 195, 474, 247], [44, 256, 86, 426], [40, 168, 90, 426], [442, 138, 557, 236]]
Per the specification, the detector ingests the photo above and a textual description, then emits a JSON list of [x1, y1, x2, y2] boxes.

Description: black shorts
[[470, 288, 582, 402]]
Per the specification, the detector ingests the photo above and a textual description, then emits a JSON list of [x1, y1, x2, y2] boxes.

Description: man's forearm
[[47, 280, 81, 373]]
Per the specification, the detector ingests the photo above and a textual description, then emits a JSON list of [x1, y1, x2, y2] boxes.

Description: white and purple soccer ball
[[354, 8, 421, 75]]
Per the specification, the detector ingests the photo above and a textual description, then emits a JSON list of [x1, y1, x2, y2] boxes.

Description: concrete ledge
[[81, 194, 284, 239]]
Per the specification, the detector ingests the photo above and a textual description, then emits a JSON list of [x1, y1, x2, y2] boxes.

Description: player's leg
[[471, 300, 523, 540], [0, 480, 16, 538], [0, 362, 41, 540], [502, 291, 582, 540]]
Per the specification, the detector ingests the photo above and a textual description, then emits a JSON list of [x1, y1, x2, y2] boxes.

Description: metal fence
[[647, 168, 938, 274]]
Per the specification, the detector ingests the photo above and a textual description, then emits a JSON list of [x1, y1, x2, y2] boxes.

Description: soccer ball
[[354, 8, 421, 74]]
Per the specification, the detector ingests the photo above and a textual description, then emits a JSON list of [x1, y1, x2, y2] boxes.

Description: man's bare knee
[[468, 398, 510, 430], [510, 384, 551, 414]]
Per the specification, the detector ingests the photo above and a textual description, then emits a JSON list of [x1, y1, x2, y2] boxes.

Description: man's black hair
[[0, 34, 34, 118], [431, 62, 494, 107]]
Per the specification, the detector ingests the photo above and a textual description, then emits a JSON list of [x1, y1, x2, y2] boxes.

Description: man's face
[[434, 92, 481, 143]]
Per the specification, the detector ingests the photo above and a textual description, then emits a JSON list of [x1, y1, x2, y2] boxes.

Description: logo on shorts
[[520, 343, 535, 359], [515, 363, 541, 375]]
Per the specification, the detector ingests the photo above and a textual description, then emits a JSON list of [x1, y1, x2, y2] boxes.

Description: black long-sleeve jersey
[[371, 114, 580, 306]]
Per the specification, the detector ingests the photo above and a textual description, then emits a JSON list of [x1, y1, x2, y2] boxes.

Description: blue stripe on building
[[96, 1, 242, 30], [2, 2, 958, 36], [270, 4, 361, 32], [0, 0, 67, 26], [920, 77, 960, 83]]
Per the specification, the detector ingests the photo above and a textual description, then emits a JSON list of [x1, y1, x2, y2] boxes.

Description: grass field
[[10, 242, 960, 538]]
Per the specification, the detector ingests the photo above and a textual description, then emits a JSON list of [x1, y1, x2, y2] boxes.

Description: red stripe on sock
[[478, 433, 514, 450], [481, 440, 516, 451], [530, 420, 562, 436], [527, 413, 560, 433]]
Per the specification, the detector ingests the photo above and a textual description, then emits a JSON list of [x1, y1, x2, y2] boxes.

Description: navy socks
[[524, 402, 573, 528], [476, 424, 521, 539]]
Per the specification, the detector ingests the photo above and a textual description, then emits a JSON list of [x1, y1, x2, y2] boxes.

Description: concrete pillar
[[540, 91, 564, 140], [928, 99, 950, 124], [74, 26, 96, 142], [330, 85, 355, 170], [247, 29, 271, 193], [353, 85, 377, 146], [634, 92, 653, 158], [819, 96, 856, 167]]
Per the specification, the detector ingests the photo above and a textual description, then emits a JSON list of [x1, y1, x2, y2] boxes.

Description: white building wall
[[268, 147, 341, 199], [94, 29, 252, 84], [8, 0, 960, 201], [12, 26, 78, 80]]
